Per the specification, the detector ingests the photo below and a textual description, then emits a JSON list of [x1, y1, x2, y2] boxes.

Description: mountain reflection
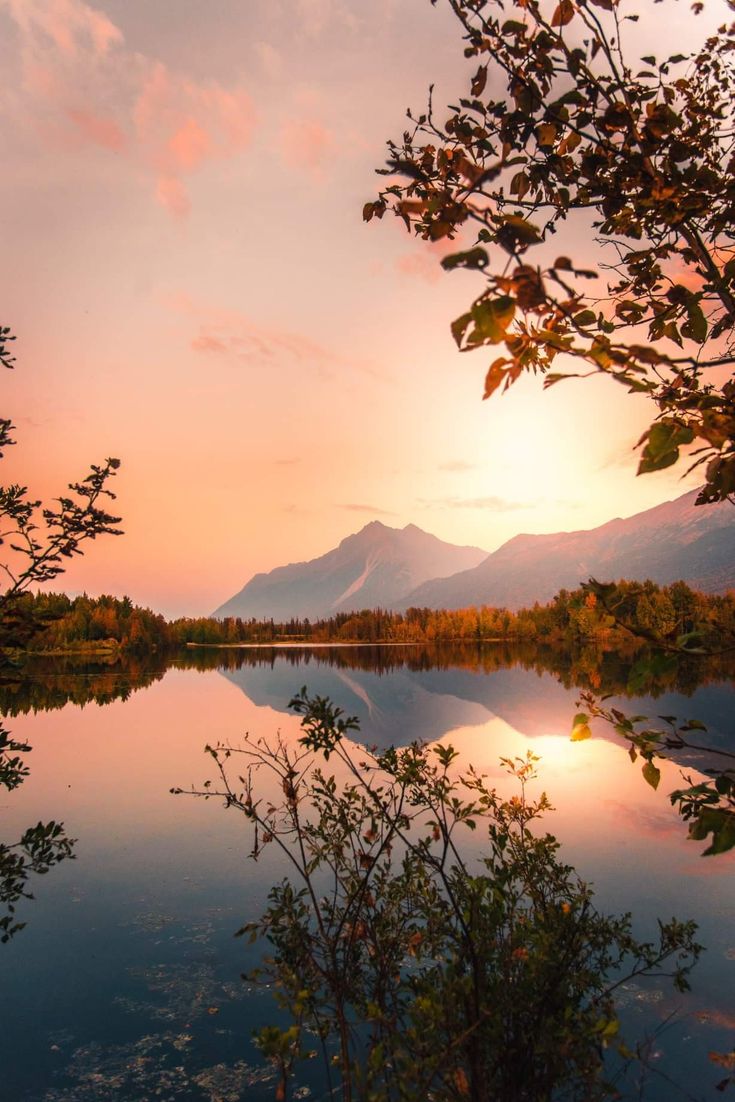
[[211, 644, 735, 752], [2, 644, 732, 759]]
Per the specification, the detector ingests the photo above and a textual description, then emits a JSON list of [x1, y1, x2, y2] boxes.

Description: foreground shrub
[[178, 689, 700, 1102]]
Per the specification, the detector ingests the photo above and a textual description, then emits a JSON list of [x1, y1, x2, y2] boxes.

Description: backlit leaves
[[638, 420, 694, 474], [551, 0, 575, 27], [441, 247, 489, 271], [571, 712, 592, 742], [578, 693, 735, 856], [453, 295, 516, 351], [367, 0, 735, 503], [641, 759, 661, 791]]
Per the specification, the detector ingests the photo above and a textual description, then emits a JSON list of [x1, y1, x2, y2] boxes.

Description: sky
[[0, 0, 721, 617]]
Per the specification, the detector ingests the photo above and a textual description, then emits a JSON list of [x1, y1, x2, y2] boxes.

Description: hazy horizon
[[1, 0, 721, 618]]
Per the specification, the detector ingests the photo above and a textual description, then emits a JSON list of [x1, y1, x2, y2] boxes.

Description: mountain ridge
[[399, 489, 735, 611], [213, 520, 488, 620], [213, 490, 735, 620]]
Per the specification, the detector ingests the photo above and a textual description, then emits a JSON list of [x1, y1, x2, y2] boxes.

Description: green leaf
[[451, 312, 473, 348], [638, 450, 678, 474], [442, 247, 489, 272], [682, 299, 707, 343], [690, 809, 735, 856], [502, 19, 528, 33], [642, 759, 661, 790], [469, 296, 516, 344], [497, 215, 542, 253], [574, 309, 597, 327], [638, 420, 694, 474]]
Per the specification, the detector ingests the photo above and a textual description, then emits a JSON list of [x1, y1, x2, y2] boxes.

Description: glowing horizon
[[0, 0, 716, 617]]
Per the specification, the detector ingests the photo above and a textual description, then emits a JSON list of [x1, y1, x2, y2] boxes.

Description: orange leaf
[[483, 359, 511, 399], [453, 1068, 470, 1096], [552, 0, 575, 25]]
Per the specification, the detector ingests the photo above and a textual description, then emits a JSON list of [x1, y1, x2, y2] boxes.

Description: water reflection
[[4, 641, 734, 723], [1, 644, 733, 1101], [211, 644, 735, 755], [0, 652, 168, 716]]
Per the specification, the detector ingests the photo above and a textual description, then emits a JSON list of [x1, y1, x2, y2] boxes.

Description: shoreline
[[187, 640, 443, 649]]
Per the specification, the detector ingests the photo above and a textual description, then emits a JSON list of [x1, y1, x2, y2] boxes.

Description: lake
[[1, 644, 734, 1101]]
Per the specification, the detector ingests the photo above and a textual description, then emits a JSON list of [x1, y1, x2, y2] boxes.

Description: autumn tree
[[365, 0, 735, 502]]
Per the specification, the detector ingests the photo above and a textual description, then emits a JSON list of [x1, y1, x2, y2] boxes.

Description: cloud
[[395, 234, 466, 284], [174, 293, 384, 382], [419, 495, 530, 512], [156, 175, 191, 219], [254, 41, 283, 80], [188, 313, 337, 377], [176, 294, 344, 382], [7, 0, 123, 60], [134, 61, 254, 216], [337, 503, 397, 515], [295, 0, 359, 37], [439, 460, 477, 473], [66, 107, 126, 151], [601, 799, 678, 842], [395, 250, 443, 285], [4, 0, 256, 218], [279, 117, 334, 176], [190, 333, 228, 355]]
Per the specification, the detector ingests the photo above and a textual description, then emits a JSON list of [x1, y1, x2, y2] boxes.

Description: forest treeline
[[6, 579, 735, 654]]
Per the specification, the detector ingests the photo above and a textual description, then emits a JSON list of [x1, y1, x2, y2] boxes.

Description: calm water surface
[[1, 645, 734, 1100]]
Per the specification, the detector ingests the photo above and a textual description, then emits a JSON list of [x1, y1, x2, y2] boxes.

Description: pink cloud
[[6, 0, 256, 219], [175, 293, 337, 371], [167, 117, 212, 172], [67, 107, 126, 152], [9, 0, 123, 59], [156, 175, 190, 219], [190, 314, 336, 370], [396, 234, 466, 285], [134, 64, 255, 216], [396, 250, 443, 285], [172, 293, 384, 382], [279, 118, 334, 176], [191, 334, 228, 355]]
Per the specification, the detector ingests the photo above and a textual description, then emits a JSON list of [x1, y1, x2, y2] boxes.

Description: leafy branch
[[367, 0, 735, 502], [574, 692, 735, 855], [177, 689, 702, 1101]]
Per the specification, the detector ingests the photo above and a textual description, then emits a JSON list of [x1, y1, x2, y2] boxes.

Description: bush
[[179, 689, 700, 1102]]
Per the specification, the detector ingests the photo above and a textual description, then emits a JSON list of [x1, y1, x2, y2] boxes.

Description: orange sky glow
[[0, 0, 724, 617]]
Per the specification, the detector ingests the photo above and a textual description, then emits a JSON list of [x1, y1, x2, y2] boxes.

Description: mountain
[[213, 522, 488, 621], [400, 489, 735, 611]]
